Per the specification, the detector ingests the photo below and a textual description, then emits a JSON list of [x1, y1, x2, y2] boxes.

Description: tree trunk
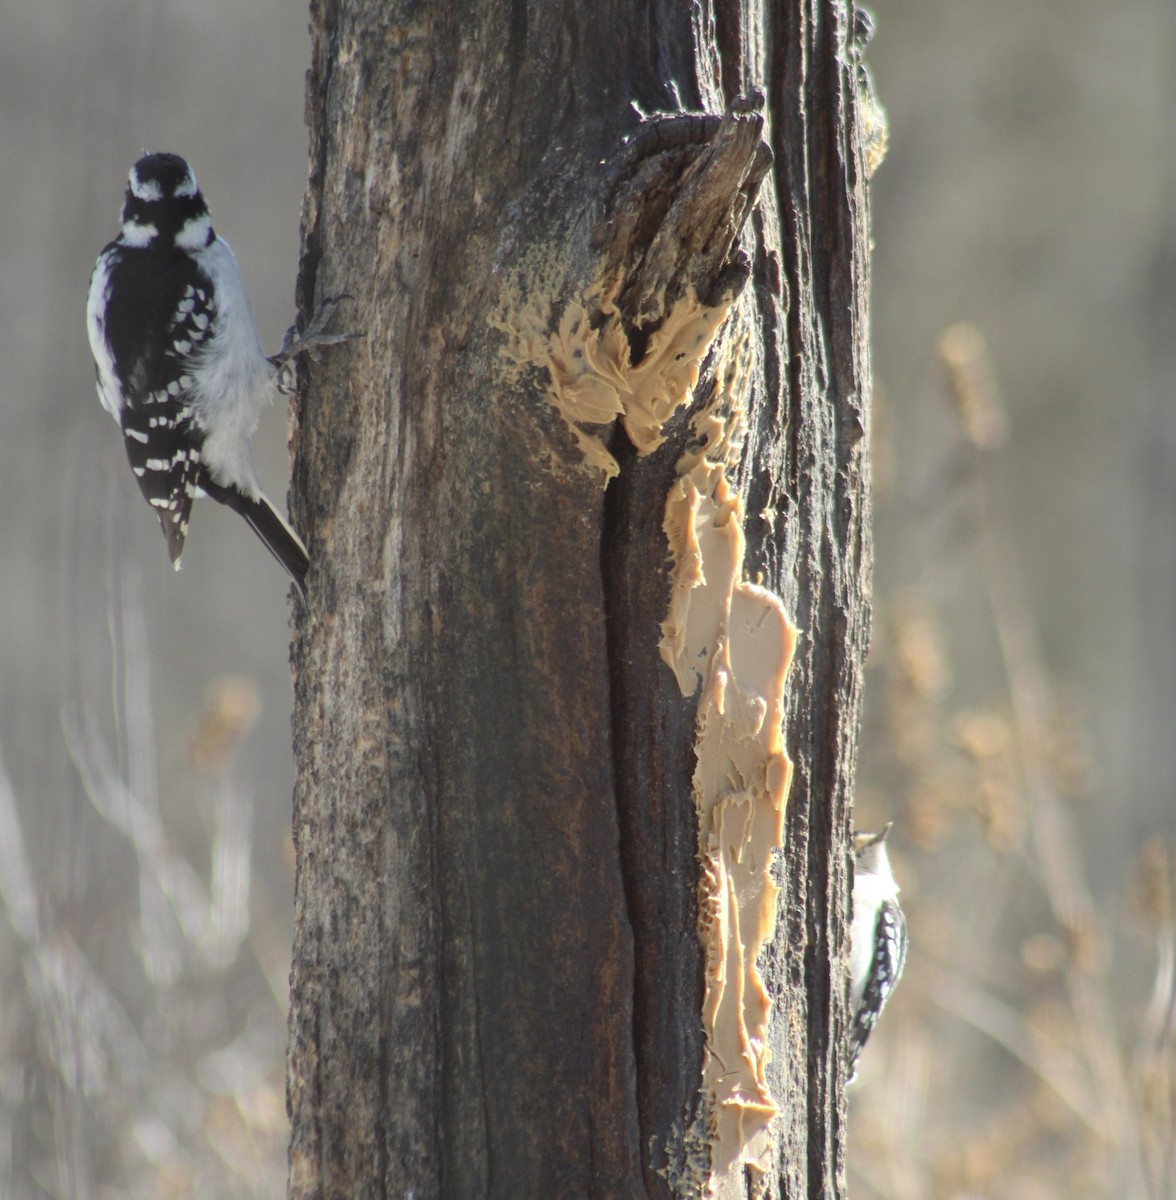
[[286, 2, 873, 1198]]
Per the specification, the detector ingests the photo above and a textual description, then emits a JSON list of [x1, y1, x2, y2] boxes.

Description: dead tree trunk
[[287, 2, 874, 1198]]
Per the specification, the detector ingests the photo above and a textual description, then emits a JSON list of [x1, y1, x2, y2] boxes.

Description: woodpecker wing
[[848, 897, 908, 1077], [89, 243, 216, 565]]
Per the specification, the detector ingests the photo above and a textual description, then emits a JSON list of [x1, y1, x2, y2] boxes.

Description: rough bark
[[286, 2, 872, 1198]]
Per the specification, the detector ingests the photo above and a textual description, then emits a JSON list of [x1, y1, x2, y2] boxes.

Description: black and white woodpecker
[[848, 824, 908, 1080], [86, 151, 352, 599]]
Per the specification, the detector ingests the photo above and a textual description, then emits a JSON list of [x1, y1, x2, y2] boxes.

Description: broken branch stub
[[601, 98, 773, 335], [494, 99, 775, 480]]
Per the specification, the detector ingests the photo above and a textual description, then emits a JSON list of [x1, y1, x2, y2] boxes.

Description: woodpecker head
[[852, 823, 895, 880], [120, 152, 214, 252]]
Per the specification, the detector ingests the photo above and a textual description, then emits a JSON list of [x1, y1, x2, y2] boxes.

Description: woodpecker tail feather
[[202, 479, 309, 600]]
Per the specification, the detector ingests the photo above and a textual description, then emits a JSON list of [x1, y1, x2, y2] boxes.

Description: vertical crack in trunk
[[601, 425, 665, 1200]]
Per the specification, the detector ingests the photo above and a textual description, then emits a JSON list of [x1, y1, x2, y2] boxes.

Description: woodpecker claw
[[272, 295, 362, 371]]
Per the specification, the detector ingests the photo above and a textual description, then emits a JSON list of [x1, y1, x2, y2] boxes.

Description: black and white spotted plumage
[[86, 152, 309, 596], [848, 824, 908, 1080]]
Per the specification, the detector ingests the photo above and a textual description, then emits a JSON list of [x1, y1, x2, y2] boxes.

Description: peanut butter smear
[[498, 276, 797, 1195]]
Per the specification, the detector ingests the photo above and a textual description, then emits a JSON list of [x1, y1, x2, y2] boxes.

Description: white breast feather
[[850, 869, 899, 1009], [188, 237, 275, 497]]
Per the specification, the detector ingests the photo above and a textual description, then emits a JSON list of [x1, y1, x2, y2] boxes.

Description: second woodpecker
[[848, 824, 908, 1080]]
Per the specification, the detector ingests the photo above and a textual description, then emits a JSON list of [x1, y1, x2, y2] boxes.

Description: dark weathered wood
[[742, 11, 875, 1197], [286, 2, 873, 1198]]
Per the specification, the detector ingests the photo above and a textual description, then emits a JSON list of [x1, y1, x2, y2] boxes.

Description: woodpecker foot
[[272, 294, 362, 374]]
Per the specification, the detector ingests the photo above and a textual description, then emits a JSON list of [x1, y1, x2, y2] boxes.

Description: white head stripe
[[129, 166, 163, 202], [175, 166, 199, 198]]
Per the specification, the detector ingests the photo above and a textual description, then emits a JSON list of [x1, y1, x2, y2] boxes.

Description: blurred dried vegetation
[[0, 574, 288, 1195], [849, 321, 1175, 1198]]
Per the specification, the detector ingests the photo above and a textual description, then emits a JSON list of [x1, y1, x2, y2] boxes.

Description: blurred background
[[852, 2, 1176, 1197], [0, 1, 1172, 1197], [1, 2, 311, 1194]]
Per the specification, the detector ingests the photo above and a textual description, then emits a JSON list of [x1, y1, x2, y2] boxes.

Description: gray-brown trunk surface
[[286, 2, 873, 1198]]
